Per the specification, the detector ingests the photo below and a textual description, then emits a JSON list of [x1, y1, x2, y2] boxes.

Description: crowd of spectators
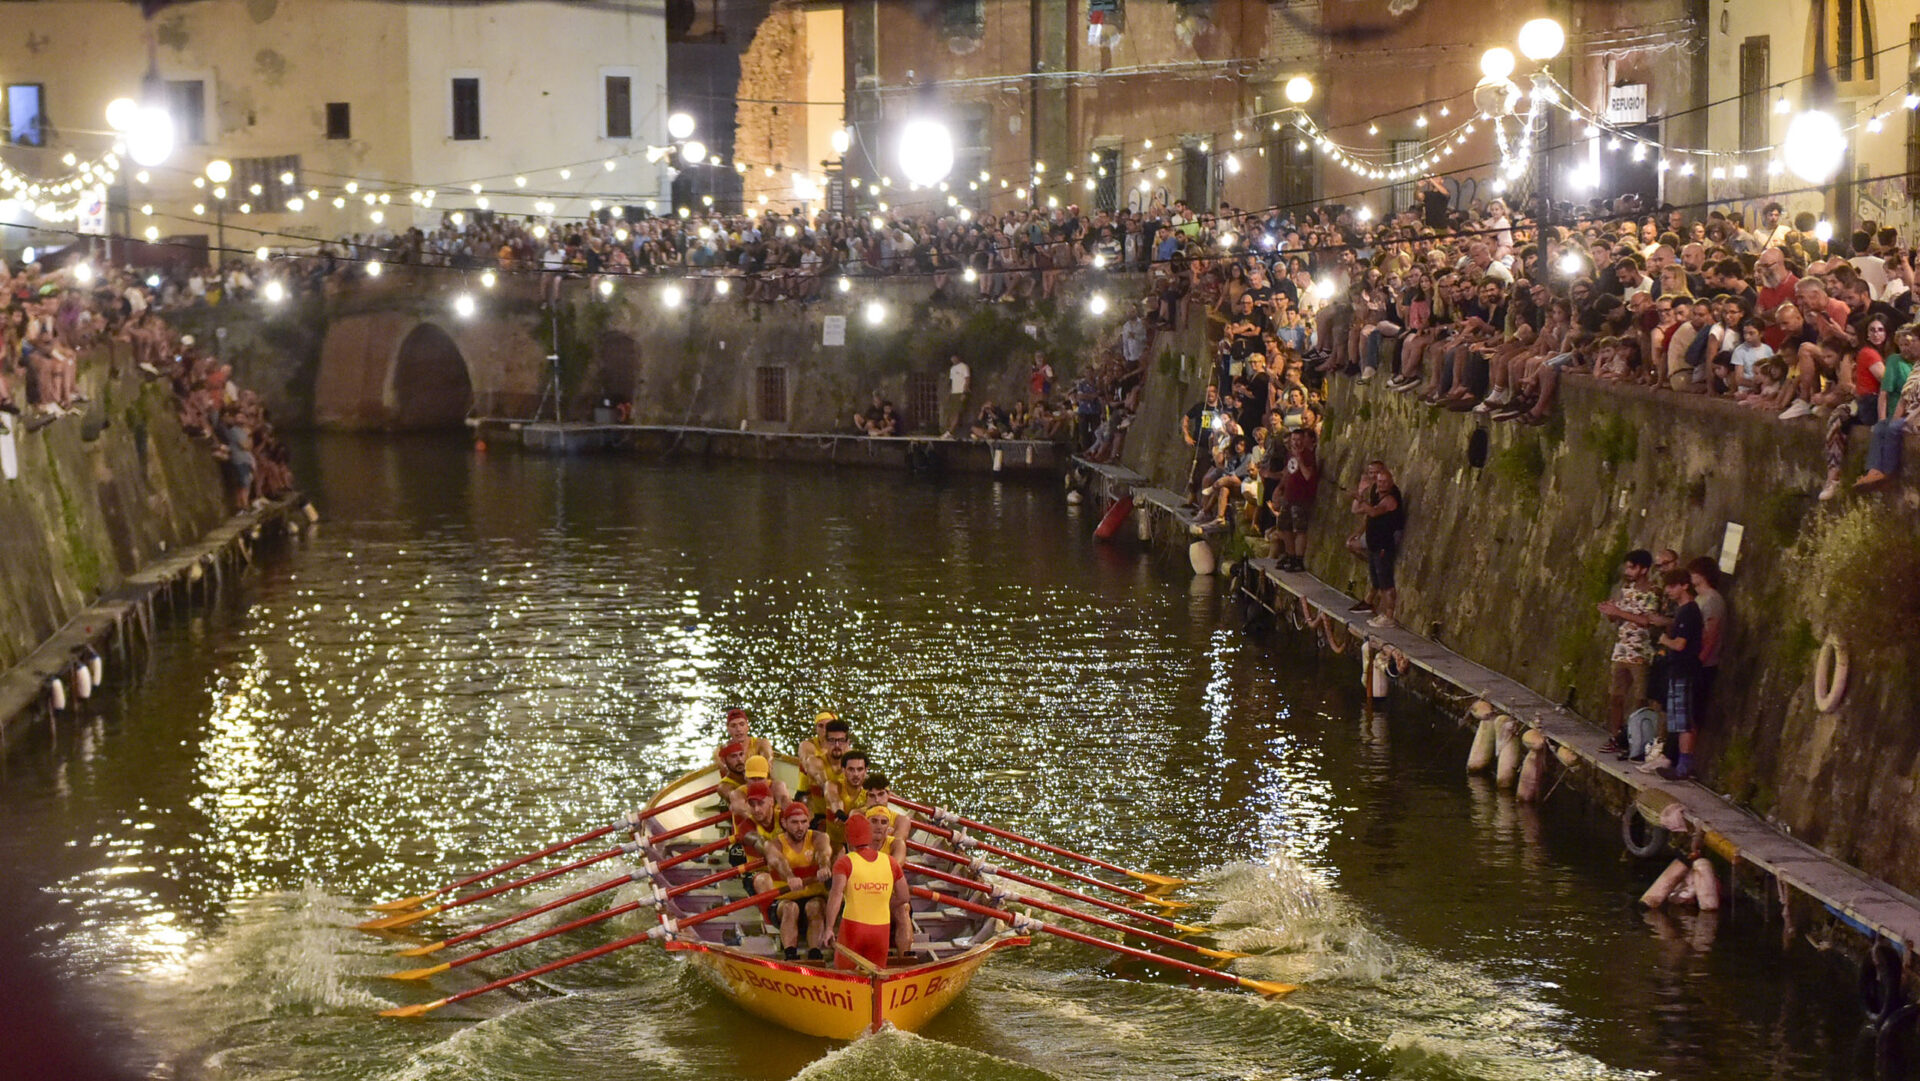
[[0, 251, 293, 512]]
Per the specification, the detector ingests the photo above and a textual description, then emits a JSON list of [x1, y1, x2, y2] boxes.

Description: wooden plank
[[1250, 557, 1920, 951]]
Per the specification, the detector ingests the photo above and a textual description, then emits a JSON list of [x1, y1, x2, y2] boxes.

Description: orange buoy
[[475, 439, 488, 453]]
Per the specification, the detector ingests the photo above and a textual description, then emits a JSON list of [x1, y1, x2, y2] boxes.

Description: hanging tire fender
[[1814, 636, 1850, 713], [1622, 804, 1670, 859], [1861, 940, 1906, 1023]]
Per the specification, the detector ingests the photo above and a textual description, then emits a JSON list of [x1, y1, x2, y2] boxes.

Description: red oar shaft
[[385, 885, 795, 1017], [644, 783, 723, 819], [907, 840, 1190, 933], [438, 824, 619, 898], [891, 796, 1168, 883], [445, 859, 766, 971], [646, 810, 731, 846], [442, 871, 635, 950], [906, 861, 1222, 960], [907, 818, 1165, 905], [911, 887, 1251, 992], [655, 834, 736, 872], [440, 844, 629, 913]]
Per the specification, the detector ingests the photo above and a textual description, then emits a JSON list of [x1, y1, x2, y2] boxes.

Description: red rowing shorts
[[835, 919, 889, 970]]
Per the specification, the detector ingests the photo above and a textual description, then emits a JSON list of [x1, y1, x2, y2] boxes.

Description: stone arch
[[595, 331, 641, 403], [389, 322, 473, 429]]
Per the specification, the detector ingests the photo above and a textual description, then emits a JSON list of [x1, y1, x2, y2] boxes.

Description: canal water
[[0, 435, 1873, 1080]]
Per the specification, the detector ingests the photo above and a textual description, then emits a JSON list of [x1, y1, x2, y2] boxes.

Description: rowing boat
[[635, 757, 1030, 1040]]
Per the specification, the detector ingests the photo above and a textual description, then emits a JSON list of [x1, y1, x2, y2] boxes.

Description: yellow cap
[[814, 711, 838, 725], [744, 755, 770, 780]]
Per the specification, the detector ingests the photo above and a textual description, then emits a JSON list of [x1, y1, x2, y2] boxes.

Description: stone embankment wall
[[208, 270, 1140, 432], [1121, 354, 1920, 897], [0, 346, 228, 670]]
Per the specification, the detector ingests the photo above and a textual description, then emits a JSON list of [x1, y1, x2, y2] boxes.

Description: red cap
[[721, 740, 745, 758], [844, 813, 874, 848], [782, 801, 811, 822], [745, 780, 772, 802], [726, 708, 748, 720]]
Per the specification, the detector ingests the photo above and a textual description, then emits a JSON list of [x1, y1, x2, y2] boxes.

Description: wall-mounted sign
[[76, 186, 108, 236], [822, 315, 846, 346], [1607, 84, 1648, 124]]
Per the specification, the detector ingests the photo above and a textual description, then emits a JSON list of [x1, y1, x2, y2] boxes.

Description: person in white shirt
[[1848, 228, 1888, 300], [1756, 202, 1792, 249], [944, 354, 971, 438]]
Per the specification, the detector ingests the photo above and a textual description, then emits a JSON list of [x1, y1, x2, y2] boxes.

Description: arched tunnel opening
[[391, 323, 474, 429]]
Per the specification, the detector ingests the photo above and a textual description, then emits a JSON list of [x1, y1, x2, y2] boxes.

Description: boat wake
[[790, 1027, 1061, 1081]]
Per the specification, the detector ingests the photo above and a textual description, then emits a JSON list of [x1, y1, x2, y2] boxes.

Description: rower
[[807, 719, 855, 819], [725, 754, 789, 817], [824, 813, 910, 970], [714, 707, 776, 768], [715, 740, 751, 806], [754, 801, 832, 961], [797, 711, 838, 814], [859, 774, 911, 864], [829, 750, 872, 816]]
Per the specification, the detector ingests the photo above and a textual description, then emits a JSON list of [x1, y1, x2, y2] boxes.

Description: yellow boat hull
[[669, 936, 1027, 1040]]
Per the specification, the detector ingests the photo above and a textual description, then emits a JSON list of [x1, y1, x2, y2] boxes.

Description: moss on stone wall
[[1789, 502, 1920, 663]]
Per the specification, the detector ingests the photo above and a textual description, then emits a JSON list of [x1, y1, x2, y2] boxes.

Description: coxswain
[[755, 801, 832, 961], [824, 812, 910, 971]]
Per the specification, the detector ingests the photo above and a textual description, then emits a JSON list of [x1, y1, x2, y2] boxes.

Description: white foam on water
[[788, 1026, 1060, 1081]]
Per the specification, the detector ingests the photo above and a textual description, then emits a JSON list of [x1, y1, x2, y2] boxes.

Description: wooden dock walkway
[[1250, 556, 1920, 953], [472, 420, 1063, 475], [0, 497, 302, 742], [1072, 458, 1227, 534]]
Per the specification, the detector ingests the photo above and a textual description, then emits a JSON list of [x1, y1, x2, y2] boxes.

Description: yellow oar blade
[[1170, 922, 1209, 935], [395, 940, 449, 958], [1196, 946, 1252, 961], [1127, 871, 1192, 888], [1145, 897, 1193, 911], [379, 998, 449, 1019], [388, 962, 452, 982], [1238, 976, 1299, 998], [369, 894, 432, 913], [357, 904, 444, 932]]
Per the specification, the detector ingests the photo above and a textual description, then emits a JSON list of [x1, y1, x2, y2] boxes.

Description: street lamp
[[1783, 109, 1846, 183], [1517, 18, 1565, 62]]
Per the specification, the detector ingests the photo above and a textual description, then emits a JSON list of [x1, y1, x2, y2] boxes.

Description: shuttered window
[[755, 366, 788, 423]]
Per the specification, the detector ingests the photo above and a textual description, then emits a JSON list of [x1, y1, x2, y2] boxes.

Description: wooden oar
[[390, 859, 766, 980], [907, 840, 1203, 934], [368, 785, 719, 913], [906, 818, 1190, 910], [907, 861, 1245, 962], [360, 811, 733, 932], [379, 884, 794, 1019], [891, 796, 1191, 888], [397, 835, 744, 957], [910, 886, 1296, 998]]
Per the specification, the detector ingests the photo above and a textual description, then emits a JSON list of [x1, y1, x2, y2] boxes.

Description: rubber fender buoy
[[1065, 489, 1084, 505], [75, 664, 92, 700], [1621, 804, 1671, 858], [1521, 726, 1547, 751], [88, 651, 104, 686], [1640, 858, 1691, 907], [1466, 716, 1497, 772], [1135, 508, 1153, 542], [1555, 742, 1581, 768], [1469, 699, 1496, 722], [1862, 940, 1906, 1022], [1690, 858, 1721, 912], [304, 502, 321, 524], [1516, 747, 1546, 802], [47, 677, 67, 712], [1814, 635, 1850, 712], [1494, 718, 1522, 787], [1188, 540, 1217, 576], [1095, 496, 1134, 540]]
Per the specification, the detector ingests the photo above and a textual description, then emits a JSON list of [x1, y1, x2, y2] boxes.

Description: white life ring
[[1814, 636, 1849, 713]]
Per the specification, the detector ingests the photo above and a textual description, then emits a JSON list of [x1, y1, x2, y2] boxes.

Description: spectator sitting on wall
[[871, 402, 901, 437], [852, 390, 887, 435], [968, 400, 1010, 441]]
